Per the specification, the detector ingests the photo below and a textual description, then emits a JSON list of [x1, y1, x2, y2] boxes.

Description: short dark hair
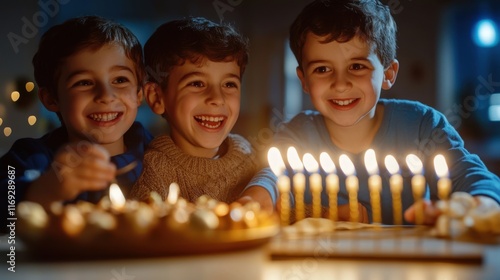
[[32, 15, 145, 98], [144, 17, 249, 88], [290, 0, 397, 68]]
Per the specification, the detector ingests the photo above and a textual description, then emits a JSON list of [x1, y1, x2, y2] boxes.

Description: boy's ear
[[382, 59, 399, 90], [38, 87, 59, 112], [136, 87, 144, 107], [296, 67, 310, 94], [144, 82, 165, 115]]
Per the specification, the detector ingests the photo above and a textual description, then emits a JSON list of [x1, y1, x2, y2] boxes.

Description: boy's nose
[[95, 84, 116, 103], [332, 73, 352, 93], [206, 87, 225, 106]]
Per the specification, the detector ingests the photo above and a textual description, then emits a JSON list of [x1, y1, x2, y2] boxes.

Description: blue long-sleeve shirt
[[247, 99, 500, 224], [0, 122, 153, 231]]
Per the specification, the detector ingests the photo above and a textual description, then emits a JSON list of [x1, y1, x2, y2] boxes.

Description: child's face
[[152, 58, 241, 158], [297, 33, 398, 128], [46, 44, 142, 147]]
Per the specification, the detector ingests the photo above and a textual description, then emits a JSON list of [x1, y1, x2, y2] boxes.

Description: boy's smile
[[152, 58, 241, 158]]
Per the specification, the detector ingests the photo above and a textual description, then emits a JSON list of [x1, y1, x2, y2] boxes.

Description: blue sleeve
[[419, 108, 500, 204], [0, 139, 53, 232], [244, 167, 278, 205]]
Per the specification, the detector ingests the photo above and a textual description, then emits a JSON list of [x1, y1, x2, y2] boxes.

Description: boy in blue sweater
[[249, 0, 500, 224], [0, 16, 152, 229]]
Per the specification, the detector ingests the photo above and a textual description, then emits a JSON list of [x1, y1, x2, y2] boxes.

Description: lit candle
[[406, 154, 425, 225], [434, 154, 451, 201], [167, 182, 180, 205], [385, 155, 403, 225], [364, 149, 382, 224], [287, 147, 306, 222], [320, 152, 339, 221], [339, 154, 359, 222], [109, 183, 126, 212], [268, 147, 290, 226], [303, 153, 322, 218]]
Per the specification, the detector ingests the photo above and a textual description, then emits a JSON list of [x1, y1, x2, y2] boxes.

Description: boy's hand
[[403, 200, 441, 225], [337, 203, 369, 223], [25, 143, 116, 208], [404, 196, 500, 226], [236, 186, 274, 214]]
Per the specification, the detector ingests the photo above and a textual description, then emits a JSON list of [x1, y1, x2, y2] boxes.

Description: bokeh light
[[473, 19, 498, 47], [11, 91, 20, 102], [28, 115, 37, 126], [4, 127, 12, 137]]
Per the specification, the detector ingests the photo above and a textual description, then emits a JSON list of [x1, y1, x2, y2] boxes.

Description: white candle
[[287, 147, 306, 221], [320, 152, 339, 221], [268, 147, 290, 226], [339, 154, 359, 222], [385, 155, 403, 225], [406, 154, 425, 225], [303, 153, 322, 218], [434, 154, 451, 201], [364, 149, 382, 224]]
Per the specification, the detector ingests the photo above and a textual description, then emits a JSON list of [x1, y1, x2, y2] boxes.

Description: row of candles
[[267, 147, 452, 226]]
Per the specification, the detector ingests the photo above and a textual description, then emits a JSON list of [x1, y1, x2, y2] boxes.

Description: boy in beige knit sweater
[[130, 17, 273, 212]]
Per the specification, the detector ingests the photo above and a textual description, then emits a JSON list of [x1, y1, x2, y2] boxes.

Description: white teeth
[[194, 115, 224, 128], [89, 112, 119, 121], [194, 116, 224, 122], [332, 99, 355, 106]]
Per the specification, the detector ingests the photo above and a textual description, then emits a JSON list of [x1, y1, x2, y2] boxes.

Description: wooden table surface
[[1, 230, 500, 280]]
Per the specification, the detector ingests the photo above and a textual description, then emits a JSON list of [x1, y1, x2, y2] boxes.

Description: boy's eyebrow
[[179, 72, 241, 83], [305, 56, 373, 68], [64, 65, 135, 81]]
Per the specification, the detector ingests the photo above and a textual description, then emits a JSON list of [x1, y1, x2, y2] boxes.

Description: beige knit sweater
[[130, 134, 260, 203]]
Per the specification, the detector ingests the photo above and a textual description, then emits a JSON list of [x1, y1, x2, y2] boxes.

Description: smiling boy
[[130, 17, 270, 206], [253, 0, 500, 224], [0, 16, 152, 216]]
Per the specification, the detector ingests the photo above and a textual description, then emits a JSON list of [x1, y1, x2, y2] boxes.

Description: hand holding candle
[[406, 154, 425, 225], [365, 149, 382, 224], [385, 155, 403, 225], [287, 147, 306, 221], [320, 152, 339, 221], [339, 154, 359, 222], [268, 147, 290, 226]]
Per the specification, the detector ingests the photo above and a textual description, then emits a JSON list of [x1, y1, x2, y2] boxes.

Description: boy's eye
[[114, 77, 130, 84], [72, 80, 93, 87], [188, 81, 204, 88], [224, 82, 239, 88], [350, 64, 367, 70], [313, 66, 330, 73]]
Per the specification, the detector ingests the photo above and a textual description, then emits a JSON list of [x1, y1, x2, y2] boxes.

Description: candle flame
[[167, 182, 180, 204], [267, 147, 286, 176], [364, 149, 379, 175], [319, 152, 336, 173], [0, 117, 3, 126], [406, 154, 423, 174], [287, 146, 303, 172], [303, 153, 319, 173], [109, 183, 126, 210], [339, 154, 356, 176], [384, 155, 400, 175], [433, 154, 449, 178]]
